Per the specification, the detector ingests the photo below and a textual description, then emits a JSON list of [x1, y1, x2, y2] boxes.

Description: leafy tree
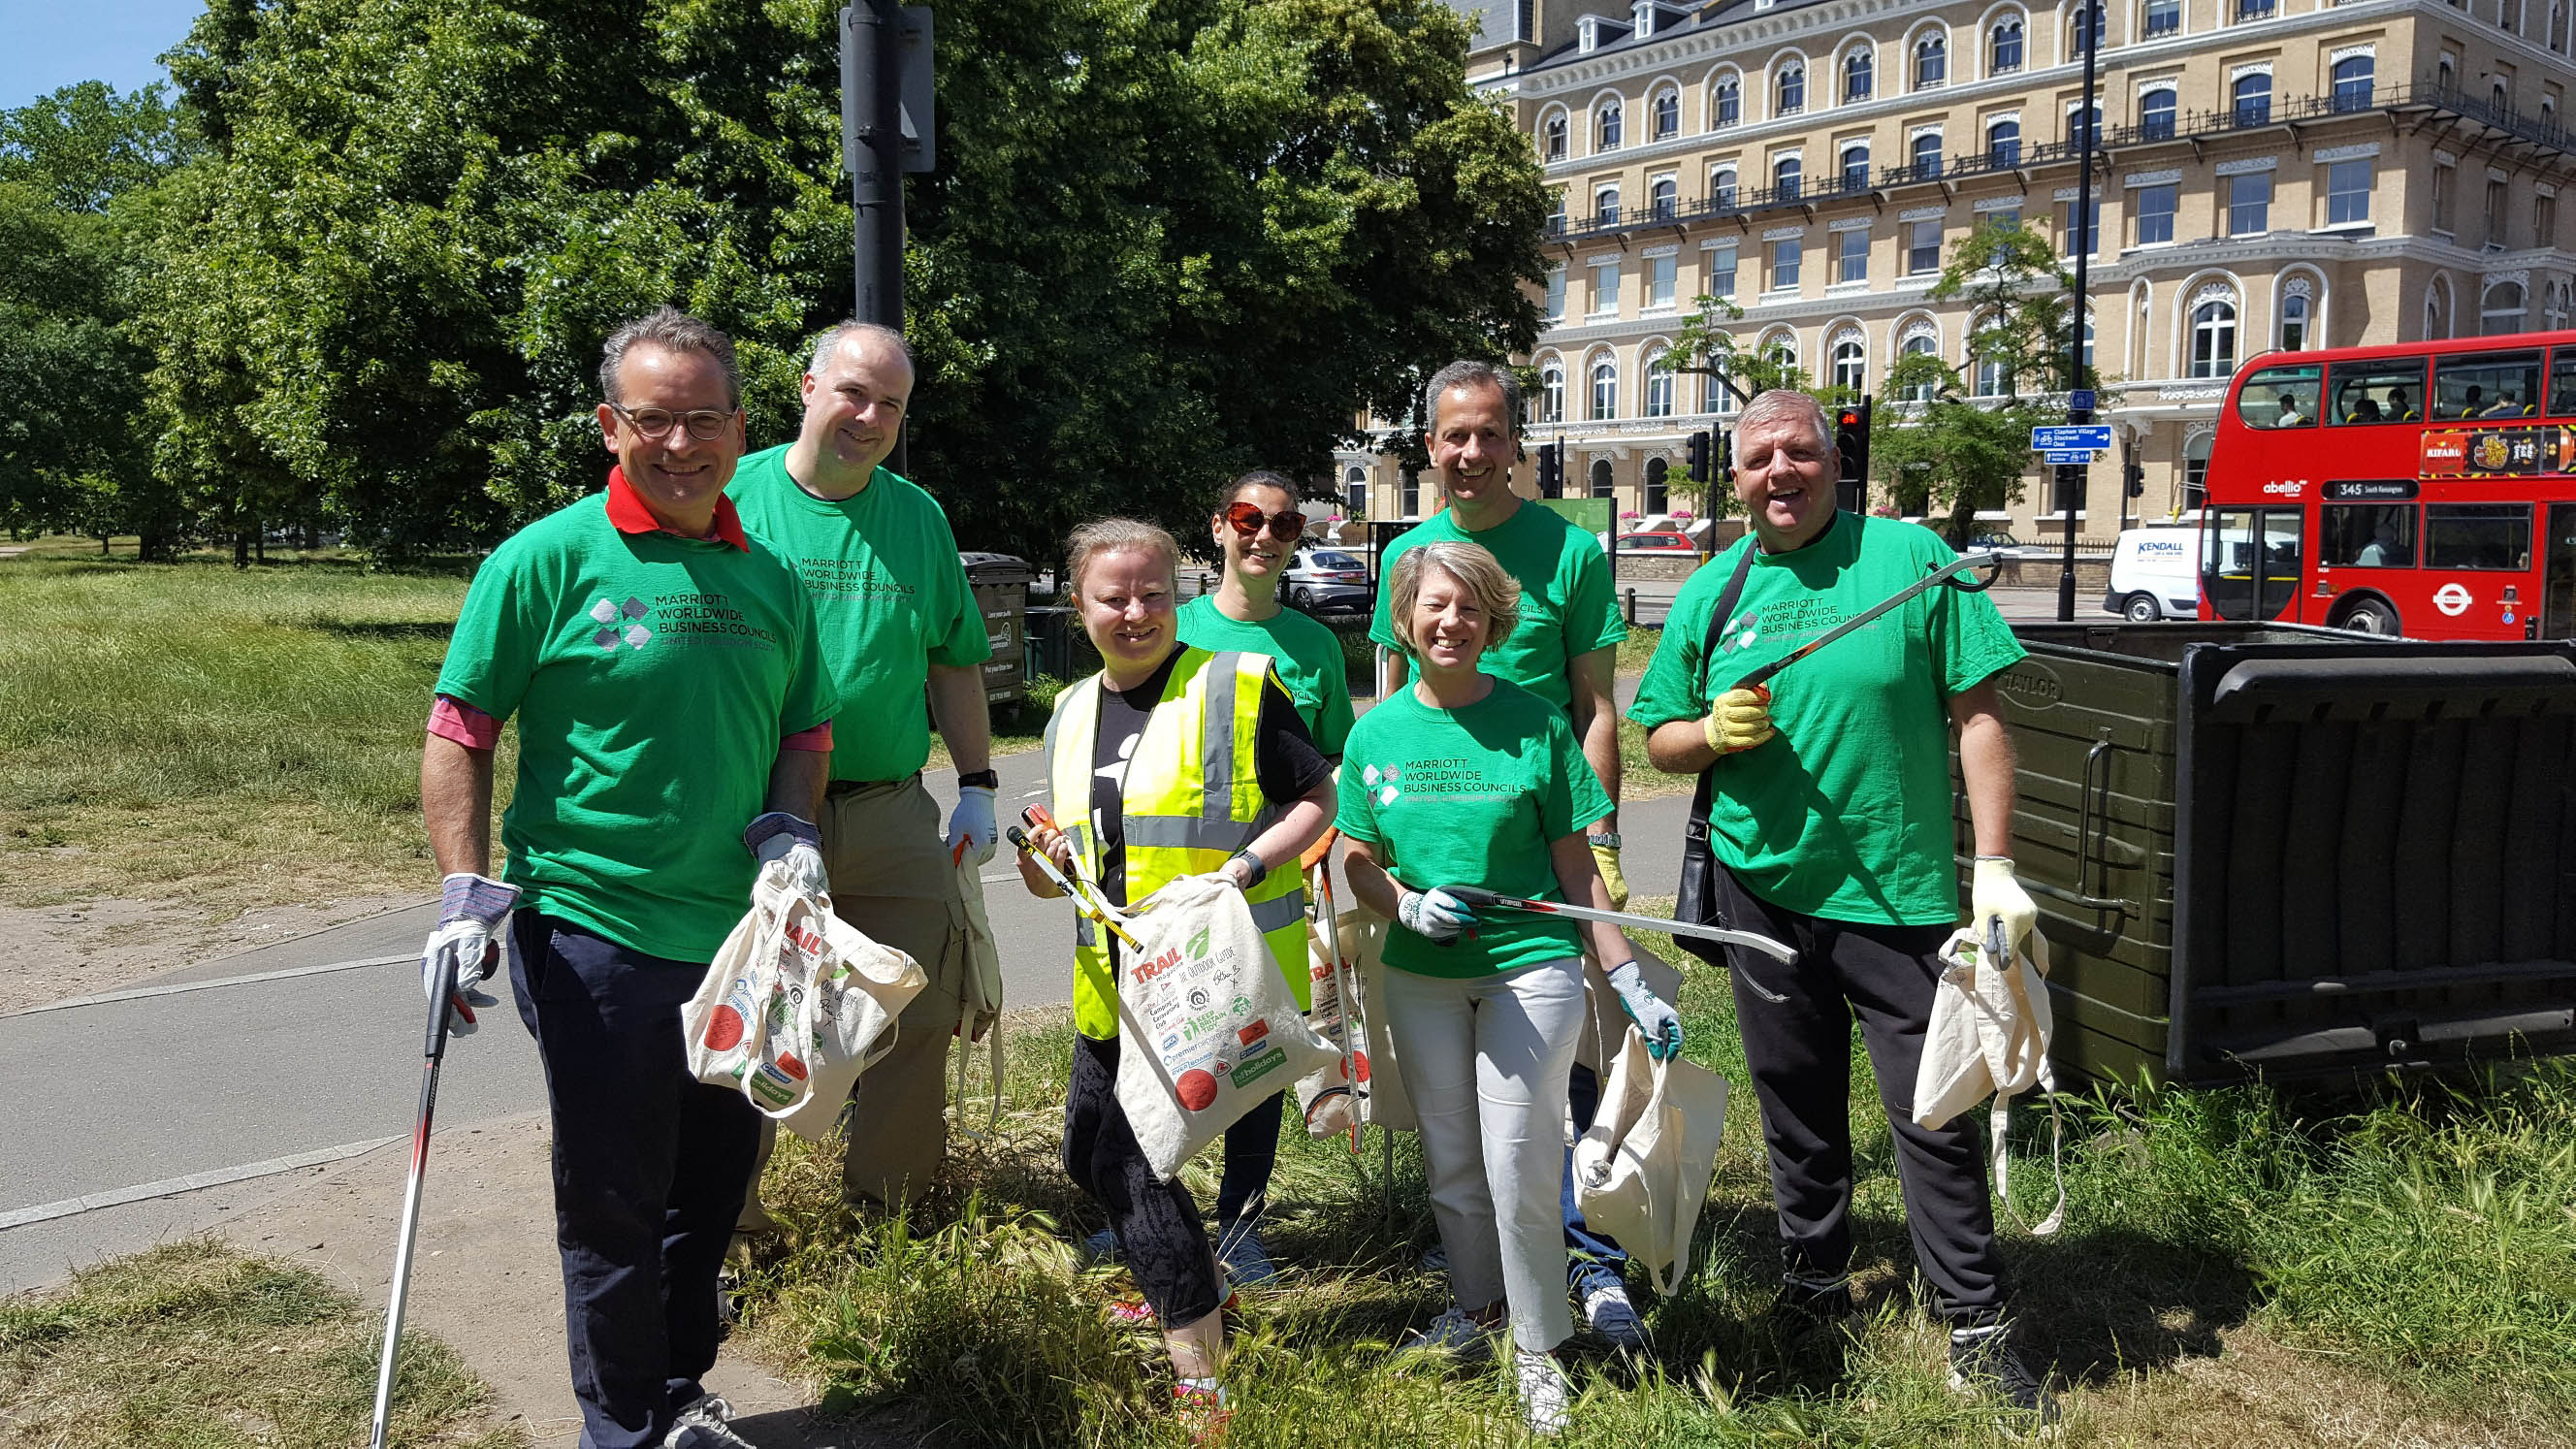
[[1655, 292, 1825, 518], [145, 0, 1546, 564], [1871, 217, 2109, 543]]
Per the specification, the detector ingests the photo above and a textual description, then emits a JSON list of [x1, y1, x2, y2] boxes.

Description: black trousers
[[1063, 1033, 1226, 1326], [1709, 869, 2007, 1322], [509, 910, 760, 1449]]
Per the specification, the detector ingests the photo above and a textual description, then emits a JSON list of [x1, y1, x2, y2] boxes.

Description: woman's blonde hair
[[1065, 517, 1180, 596], [1390, 539, 1521, 660]]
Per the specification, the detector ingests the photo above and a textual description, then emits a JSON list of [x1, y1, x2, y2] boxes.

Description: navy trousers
[[510, 910, 761, 1449]]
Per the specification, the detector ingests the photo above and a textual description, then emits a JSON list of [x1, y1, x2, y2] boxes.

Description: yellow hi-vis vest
[[1044, 646, 1309, 1040]]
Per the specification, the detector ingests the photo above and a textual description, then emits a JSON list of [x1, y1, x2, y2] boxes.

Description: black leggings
[[1063, 1033, 1225, 1326]]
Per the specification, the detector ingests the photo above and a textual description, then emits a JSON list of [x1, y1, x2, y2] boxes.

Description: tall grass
[[741, 916, 2576, 1446]]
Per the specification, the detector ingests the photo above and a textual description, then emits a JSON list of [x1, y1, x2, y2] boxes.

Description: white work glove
[[1972, 856, 2038, 956], [946, 785, 998, 866], [1396, 886, 1476, 942], [743, 812, 828, 898], [421, 873, 519, 1038], [1606, 959, 1685, 1061]]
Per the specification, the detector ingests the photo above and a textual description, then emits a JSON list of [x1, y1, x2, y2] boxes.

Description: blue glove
[[1397, 887, 1477, 942], [744, 812, 828, 897], [420, 873, 519, 1038], [1606, 960, 1684, 1061]]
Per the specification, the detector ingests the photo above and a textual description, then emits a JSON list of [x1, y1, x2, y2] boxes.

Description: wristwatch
[[957, 769, 999, 789], [1226, 849, 1268, 887], [1586, 831, 1622, 849]]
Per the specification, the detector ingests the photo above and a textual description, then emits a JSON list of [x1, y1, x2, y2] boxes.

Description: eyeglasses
[[608, 403, 739, 441], [1222, 501, 1305, 540]]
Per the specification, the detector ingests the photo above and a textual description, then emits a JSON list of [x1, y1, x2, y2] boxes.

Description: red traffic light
[[1838, 409, 1861, 427]]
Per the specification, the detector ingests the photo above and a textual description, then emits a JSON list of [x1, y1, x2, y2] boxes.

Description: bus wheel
[[2339, 596, 2400, 635], [2122, 592, 2162, 622]]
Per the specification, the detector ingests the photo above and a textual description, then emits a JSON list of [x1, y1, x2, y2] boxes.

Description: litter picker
[[1726, 550, 2004, 692], [1007, 820, 1143, 950], [368, 951, 472, 1449], [1441, 886, 1799, 964]]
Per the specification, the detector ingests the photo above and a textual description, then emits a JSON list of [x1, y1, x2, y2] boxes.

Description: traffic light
[[1835, 399, 1872, 514], [1685, 430, 1713, 484], [2124, 460, 2146, 498], [1535, 442, 1563, 498]]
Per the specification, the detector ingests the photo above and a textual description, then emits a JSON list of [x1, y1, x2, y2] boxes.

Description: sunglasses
[[1221, 501, 1305, 540]]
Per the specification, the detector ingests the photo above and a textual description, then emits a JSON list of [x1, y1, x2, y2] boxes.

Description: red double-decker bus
[[2201, 330, 2576, 639]]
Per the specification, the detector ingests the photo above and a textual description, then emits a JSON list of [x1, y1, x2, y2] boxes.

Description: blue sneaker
[[1082, 1227, 1122, 1262], [1581, 1280, 1646, 1352], [1216, 1220, 1279, 1287]]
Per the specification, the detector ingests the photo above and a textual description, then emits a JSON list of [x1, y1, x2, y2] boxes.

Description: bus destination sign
[[2419, 425, 2568, 478], [2323, 479, 2418, 501]]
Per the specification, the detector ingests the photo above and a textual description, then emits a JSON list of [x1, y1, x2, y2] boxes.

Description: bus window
[[2205, 509, 2259, 619], [2425, 502, 2534, 570], [2327, 357, 2426, 424], [2236, 363, 2322, 429], [2432, 349, 2545, 420], [2321, 503, 2416, 567], [2260, 511, 2302, 619], [2551, 347, 2576, 416]]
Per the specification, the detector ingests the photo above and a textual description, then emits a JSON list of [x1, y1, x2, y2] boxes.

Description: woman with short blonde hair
[[1387, 540, 1522, 660]]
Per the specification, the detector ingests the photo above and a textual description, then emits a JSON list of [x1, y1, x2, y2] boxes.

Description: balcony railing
[[1536, 82, 2574, 244]]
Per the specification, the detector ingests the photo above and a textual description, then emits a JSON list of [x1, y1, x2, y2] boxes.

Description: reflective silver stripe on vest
[[1122, 814, 1256, 852], [1247, 886, 1307, 935], [1202, 652, 1242, 821], [1076, 916, 1097, 947]]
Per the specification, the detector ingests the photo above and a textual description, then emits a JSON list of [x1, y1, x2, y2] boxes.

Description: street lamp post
[[2056, 1, 2102, 622]]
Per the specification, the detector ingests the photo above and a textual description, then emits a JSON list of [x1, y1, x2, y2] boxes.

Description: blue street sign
[[2032, 424, 2114, 452], [2068, 389, 2097, 412], [2042, 449, 2096, 466]]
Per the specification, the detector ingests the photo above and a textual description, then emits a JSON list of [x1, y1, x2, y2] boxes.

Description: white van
[[2104, 525, 2201, 621]]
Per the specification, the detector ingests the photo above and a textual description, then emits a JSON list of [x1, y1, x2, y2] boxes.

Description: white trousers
[[1383, 954, 1586, 1352]]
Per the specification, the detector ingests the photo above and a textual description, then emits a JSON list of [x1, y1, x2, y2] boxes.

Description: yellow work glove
[[1589, 840, 1629, 911], [1972, 855, 2038, 955], [1703, 685, 1776, 756]]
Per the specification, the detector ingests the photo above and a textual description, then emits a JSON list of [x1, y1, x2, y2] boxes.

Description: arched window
[[1915, 34, 1948, 88], [2143, 0, 2180, 37], [2280, 290, 2311, 350], [2438, 55, 2455, 92], [1841, 143, 1871, 189], [1589, 458, 1615, 498], [2190, 297, 2238, 377], [1971, 319, 2006, 396], [2484, 280, 2528, 336], [1651, 177, 1677, 219], [1653, 88, 1681, 139], [1644, 353, 1676, 416], [1713, 76, 1741, 128], [1899, 331, 1939, 401], [1595, 186, 1621, 224], [1990, 18, 2024, 73], [1543, 113, 1567, 162], [2068, 1, 2103, 57], [1343, 466, 1367, 517], [2183, 431, 2212, 511], [1987, 117, 2021, 165], [1538, 364, 1565, 423], [1590, 356, 1619, 419], [1845, 48, 1874, 102], [2233, 72, 2271, 125], [1711, 165, 1739, 208], [2141, 86, 2177, 138], [1912, 131, 1944, 178], [2066, 100, 2101, 146], [1775, 154, 1803, 198], [1831, 336, 1867, 393], [1778, 62, 1807, 114], [1596, 98, 1624, 150], [1644, 457, 1670, 513], [2332, 55, 2375, 112]]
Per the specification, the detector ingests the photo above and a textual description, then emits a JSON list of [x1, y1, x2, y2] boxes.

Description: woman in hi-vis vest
[[1335, 540, 1680, 1438], [1015, 517, 1335, 1434]]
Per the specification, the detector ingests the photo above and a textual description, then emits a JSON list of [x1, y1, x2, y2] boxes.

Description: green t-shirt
[[1336, 678, 1613, 979], [726, 446, 991, 783], [435, 494, 840, 962], [1368, 500, 1626, 710], [1175, 595, 1355, 757], [1626, 512, 2025, 926]]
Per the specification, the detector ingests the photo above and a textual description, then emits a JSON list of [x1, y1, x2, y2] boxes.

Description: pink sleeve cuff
[[781, 721, 834, 753], [428, 695, 502, 750]]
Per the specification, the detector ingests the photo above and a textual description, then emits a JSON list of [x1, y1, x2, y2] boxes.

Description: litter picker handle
[[1442, 886, 1508, 909], [1726, 550, 2005, 692]]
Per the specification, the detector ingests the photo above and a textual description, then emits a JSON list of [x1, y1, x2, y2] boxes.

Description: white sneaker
[[1515, 1347, 1571, 1437], [666, 1394, 757, 1448]]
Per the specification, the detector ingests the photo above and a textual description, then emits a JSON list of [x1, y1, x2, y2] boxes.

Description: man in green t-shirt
[[1367, 360, 1649, 1347], [1628, 389, 2055, 1426], [727, 321, 996, 1213], [419, 308, 838, 1449]]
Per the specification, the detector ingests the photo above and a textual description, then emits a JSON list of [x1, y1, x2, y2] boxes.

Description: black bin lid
[[958, 551, 1033, 583]]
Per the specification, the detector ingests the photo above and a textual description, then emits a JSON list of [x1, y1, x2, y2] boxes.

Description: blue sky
[[0, 0, 207, 110]]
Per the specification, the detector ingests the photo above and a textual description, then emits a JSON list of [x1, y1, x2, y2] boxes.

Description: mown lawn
[[735, 904, 2576, 1448]]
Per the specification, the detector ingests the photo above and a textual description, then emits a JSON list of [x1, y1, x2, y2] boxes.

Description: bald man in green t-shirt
[[729, 322, 996, 1214]]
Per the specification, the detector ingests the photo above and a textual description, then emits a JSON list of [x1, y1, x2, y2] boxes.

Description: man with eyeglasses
[[420, 306, 838, 1449], [1366, 359, 1651, 1350], [726, 320, 997, 1215]]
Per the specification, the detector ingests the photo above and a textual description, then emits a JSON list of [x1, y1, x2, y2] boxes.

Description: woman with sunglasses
[[1018, 517, 1336, 1437], [1115, 470, 1361, 1286], [1336, 539, 1679, 1437]]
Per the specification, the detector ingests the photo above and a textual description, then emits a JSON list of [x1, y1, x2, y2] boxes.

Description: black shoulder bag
[[1671, 540, 1760, 967]]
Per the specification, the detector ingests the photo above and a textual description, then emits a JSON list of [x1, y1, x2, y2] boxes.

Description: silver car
[[1281, 547, 1371, 614]]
